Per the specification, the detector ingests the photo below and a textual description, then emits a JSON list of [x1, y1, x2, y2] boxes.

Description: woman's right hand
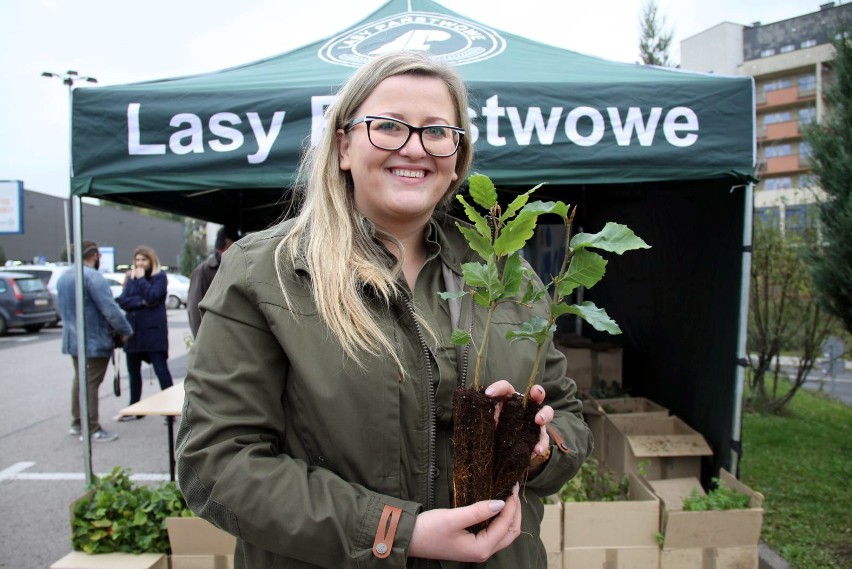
[[408, 483, 521, 562]]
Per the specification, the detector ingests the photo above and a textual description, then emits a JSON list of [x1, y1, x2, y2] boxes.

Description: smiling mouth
[[390, 168, 426, 179]]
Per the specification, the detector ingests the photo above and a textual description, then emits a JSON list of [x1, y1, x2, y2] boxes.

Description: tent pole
[[731, 182, 754, 477], [72, 196, 94, 486]]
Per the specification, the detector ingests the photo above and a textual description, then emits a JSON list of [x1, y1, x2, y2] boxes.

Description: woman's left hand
[[485, 381, 553, 472]]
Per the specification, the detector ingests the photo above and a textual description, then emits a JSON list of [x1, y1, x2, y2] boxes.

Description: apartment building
[[681, 1, 850, 232]]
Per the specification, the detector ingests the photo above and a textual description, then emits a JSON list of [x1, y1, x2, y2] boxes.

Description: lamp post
[[42, 70, 98, 486]]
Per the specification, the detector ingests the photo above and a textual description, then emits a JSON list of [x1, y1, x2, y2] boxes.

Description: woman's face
[[134, 254, 151, 270], [337, 74, 459, 231]]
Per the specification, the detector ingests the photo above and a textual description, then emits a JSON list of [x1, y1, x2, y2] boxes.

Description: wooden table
[[120, 383, 185, 481]]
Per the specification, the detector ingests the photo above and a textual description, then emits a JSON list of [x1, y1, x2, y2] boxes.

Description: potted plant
[[71, 466, 193, 554], [440, 173, 649, 520]]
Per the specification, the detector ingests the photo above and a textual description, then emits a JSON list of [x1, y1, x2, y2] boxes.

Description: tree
[[180, 219, 207, 277], [802, 32, 852, 335], [638, 0, 673, 66], [746, 218, 837, 413]]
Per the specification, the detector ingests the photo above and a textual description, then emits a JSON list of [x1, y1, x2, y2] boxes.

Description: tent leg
[[730, 182, 754, 477], [72, 196, 94, 486]]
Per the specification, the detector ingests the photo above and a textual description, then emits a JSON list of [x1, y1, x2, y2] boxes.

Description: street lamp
[[42, 69, 98, 485], [41, 71, 97, 260]]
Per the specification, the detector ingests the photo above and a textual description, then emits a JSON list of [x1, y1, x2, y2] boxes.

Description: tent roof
[[71, 0, 755, 229]]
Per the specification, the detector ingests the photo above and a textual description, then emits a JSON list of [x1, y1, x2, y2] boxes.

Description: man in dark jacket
[[187, 226, 239, 337]]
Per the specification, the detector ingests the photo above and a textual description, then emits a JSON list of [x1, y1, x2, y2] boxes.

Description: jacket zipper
[[404, 296, 437, 511]]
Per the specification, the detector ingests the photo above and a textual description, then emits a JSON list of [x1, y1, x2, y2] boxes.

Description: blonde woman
[[117, 245, 173, 411], [177, 51, 592, 568]]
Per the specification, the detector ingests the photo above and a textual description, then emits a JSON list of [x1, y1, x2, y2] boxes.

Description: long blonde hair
[[275, 51, 473, 373]]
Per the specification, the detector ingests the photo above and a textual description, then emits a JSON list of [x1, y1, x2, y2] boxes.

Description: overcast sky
[[0, 0, 820, 199]]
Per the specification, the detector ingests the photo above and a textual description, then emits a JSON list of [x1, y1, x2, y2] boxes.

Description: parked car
[[103, 271, 189, 309], [0, 271, 59, 335], [166, 273, 190, 309], [2, 263, 69, 326]]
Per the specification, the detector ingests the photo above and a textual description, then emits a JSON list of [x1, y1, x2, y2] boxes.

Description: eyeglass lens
[[367, 118, 460, 157]]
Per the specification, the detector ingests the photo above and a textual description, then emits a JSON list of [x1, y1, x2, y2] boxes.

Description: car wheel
[[0, 317, 7, 336], [166, 295, 181, 310], [24, 324, 44, 333]]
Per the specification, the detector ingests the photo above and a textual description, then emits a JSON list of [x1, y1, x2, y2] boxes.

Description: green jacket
[[176, 214, 593, 569]]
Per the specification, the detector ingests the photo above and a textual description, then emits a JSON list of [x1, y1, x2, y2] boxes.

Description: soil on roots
[[451, 387, 542, 532], [493, 394, 542, 500], [451, 387, 497, 512]]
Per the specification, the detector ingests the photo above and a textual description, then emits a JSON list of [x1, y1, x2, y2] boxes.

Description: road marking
[[0, 461, 169, 482]]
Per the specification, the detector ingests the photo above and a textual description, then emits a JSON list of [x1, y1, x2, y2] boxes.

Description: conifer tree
[[803, 32, 852, 334], [638, 0, 673, 66]]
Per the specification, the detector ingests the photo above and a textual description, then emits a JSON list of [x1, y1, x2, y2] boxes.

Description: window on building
[[800, 174, 818, 188], [801, 39, 817, 49], [784, 204, 811, 234], [799, 142, 812, 158], [755, 207, 780, 229], [763, 111, 792, 125], [764, 177, 793, 190], [799, 107, 817, 124], [765, 144, 793, 158], [799, 74, 817, 95], [780, 44, 796, 53], [763, 78, 792, 93], [760, 48, 777, 58]]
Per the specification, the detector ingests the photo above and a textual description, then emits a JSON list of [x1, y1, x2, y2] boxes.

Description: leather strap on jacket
[[372, 505, 402, 559], [547, 425, 571, 454]]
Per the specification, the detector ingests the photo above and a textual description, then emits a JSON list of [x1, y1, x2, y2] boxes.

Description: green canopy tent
[[70, 0, 756, 479]]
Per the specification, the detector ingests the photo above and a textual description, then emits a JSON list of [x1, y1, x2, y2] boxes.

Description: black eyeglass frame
[[345, 115, 466, 157]]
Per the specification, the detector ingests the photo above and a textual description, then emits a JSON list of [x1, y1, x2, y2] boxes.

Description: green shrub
[[71, 467, 193, 554], [682, 477, 750, 511], [557, 458, 630, 502]]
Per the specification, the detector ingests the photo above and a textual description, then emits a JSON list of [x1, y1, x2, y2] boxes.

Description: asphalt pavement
[[0, 309, 191, 569], [1, 311, 846, 568]]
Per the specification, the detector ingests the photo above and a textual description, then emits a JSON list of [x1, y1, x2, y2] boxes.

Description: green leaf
[[468, 174, 498, 210], [561, 302, 622, 334], [570, 222, 650, 254], [562, 248, 607, 292], [506, 316, 555, 345], [457, 226, 493, 260], [500, 187, 536, 222], [461, 262, 496, 289], [521, 272, 547, 304], [456, 196, 492, 241], [451, 329, 472, 345], [494, 209, 540, 256], [500, 253, 524, 299], [438, 290, 467, 301]]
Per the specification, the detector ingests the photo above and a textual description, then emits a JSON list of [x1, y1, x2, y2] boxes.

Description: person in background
[[177, 51, 592, 568], [117, 245, 173, 417], [57, 240, 132, 443], [187, 225, 240, 337]]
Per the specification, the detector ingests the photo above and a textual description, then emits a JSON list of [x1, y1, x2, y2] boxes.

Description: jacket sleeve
[[119, 272, 167, 310], [87, 271, 133, 337], [186, 264, 205, 337], [523, 340, 593, 497], [176, 245, 420, 568]]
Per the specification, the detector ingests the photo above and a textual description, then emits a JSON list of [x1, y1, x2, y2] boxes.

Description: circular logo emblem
[[319, 11, 505, 67]]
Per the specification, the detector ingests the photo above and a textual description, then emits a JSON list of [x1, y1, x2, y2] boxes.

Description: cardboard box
[[540, 499, 563, 553], [561, 547, 659, 568], [50, 552, 167, 569], [167, 517, 236, 569], [563, 472, 660, 550], [650, 469, 764, 569], [604, 414, 712, 480], [555, 340, 623, 395], [583, 397, 669, 462]]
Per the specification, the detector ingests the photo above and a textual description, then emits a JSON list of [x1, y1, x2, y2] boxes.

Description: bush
[[71, 467, 193, 554]]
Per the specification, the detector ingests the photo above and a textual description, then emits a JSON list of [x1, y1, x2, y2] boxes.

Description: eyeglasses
[[345, 115, 465, 157]]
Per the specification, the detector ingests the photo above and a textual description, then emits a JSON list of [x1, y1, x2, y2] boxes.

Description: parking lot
[[0, 309, 190, 568]]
